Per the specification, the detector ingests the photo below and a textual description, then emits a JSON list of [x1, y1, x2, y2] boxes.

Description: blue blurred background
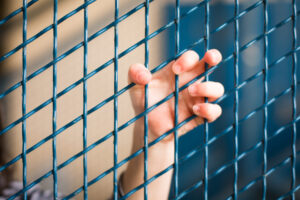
[[164, 1, 300, 199]]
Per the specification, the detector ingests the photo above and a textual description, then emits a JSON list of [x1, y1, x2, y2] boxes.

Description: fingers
[[128, 63, 152, 85], [172, 50, 199, 74], [193, 103, 222, 122], [172, 49, 222, 75], [188, 81, 224, 99], [203, 49, 222, 67], [187, 80, 223, 123]]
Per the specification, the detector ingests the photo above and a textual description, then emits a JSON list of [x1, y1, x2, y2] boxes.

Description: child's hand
[[128, 49, 224, 142]]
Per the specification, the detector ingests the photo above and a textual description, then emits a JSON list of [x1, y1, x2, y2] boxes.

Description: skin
[[123, 49, 224, 200]]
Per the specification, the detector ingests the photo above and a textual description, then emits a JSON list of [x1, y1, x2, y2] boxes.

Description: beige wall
[[0, 0, 194, 199]]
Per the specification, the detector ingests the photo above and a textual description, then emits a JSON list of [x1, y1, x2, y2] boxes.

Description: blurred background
[[0, 0, 299, 199]]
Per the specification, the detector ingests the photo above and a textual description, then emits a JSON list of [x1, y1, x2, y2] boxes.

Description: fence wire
[[0, 0, 299, 199]]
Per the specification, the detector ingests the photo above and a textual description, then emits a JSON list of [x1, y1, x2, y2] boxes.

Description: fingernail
[[188, 85, 197, 96], [173, 63, 181, 74], [193, 105, 200, 115]]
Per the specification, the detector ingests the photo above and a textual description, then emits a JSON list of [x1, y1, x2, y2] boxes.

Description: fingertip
[[129, 63, 152, 85], [193, 103, 222, 122], [204, 49, 222, 66], [214, 104, 222, 119], [172, 50, 199, 74], [219, 83, 225, 97]]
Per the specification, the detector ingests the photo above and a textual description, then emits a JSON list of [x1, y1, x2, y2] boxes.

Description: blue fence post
[[174, 0, 180, 199], [144, 0, 150, 199], [52, 0, 58, 198], [22, 0, 28, 199], [204, 0, 210, 199], [83, 0, 89, 199], [291, 0, 298, 200], [262, 0, 269, 199], [233, 0, 240, 199], [114, 0, 119, 199]]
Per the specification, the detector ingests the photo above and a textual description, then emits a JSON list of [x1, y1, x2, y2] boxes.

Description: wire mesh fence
[[0, 0, 299, 199]]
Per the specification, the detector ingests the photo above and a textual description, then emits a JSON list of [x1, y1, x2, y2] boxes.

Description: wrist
[[132, 120, 175, 168], [134, 119, 176, 148], [122, 120, 175, 199]]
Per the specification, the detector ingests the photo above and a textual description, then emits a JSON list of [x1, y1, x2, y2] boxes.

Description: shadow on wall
[[0, 0, 12, 193], [165, 1, 300, 200]]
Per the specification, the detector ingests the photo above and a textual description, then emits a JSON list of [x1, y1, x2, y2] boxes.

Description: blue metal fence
[[0, 0, 299, 199]]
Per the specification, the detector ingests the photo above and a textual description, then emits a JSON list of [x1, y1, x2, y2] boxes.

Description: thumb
[[128, 63, 152, 85]]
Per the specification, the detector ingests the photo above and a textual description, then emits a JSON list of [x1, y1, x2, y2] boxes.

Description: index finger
[[172, 49, 222, 75], [176, 49, 222, 86], [172, 50, 199, 75]]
